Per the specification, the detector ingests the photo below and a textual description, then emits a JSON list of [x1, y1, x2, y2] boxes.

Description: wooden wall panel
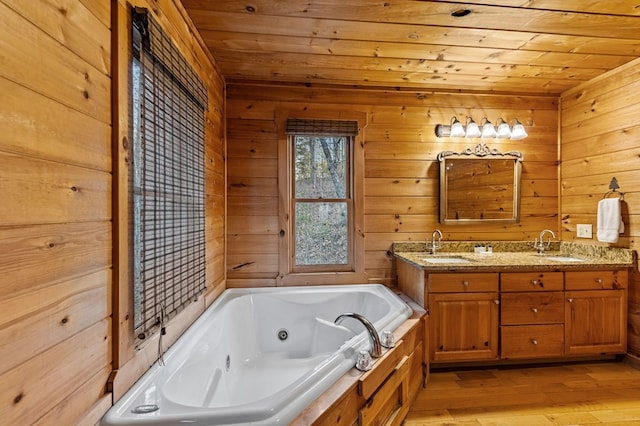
[[0, 319, 110, 425], [560, 57, 640, 357], [0, 2, 110, 123], [3, 0, 110, 74], [0, 153, 111, 226], [226, 83, 559, 287], [0, 0, 113, 423], [0, 77, 111, 170], [0, 0, 226, 423]]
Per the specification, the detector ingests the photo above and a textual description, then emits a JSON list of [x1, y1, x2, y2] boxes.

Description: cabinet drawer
[[359, 340, 406, 400], [565, 270, 628, 290], [501, 272, 563, 292], [429, 273, 498, 293], [359, 352, 411, 426], [501, 324, 564, 359], [501, 292, 564, 325]]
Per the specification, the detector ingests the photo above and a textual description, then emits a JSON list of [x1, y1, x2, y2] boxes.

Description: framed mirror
[[438, 143, 523, 224]]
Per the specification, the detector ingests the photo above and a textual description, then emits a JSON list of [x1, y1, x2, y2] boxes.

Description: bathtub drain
[[277, 328, 289, 341]]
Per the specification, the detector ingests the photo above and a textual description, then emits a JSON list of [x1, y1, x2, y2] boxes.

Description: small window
[[286, 119, 358, 273], [293, 135, 351, 269]]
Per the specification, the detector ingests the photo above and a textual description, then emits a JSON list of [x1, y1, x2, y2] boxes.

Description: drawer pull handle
[[531, 339, 538, 345], [568, 298, 574, 303], [596, 278, 603, 286], [462, 281, 469, 287], [494, 299, 500, 305], [531, 280, 539, 286], [531, 307, 538, 313]]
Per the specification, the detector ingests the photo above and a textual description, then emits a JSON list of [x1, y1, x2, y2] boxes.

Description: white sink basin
[[545, 256, 586, 262], [421, 257, 471, 264]]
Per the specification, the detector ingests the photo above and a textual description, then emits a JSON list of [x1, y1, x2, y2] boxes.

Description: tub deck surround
[[291, 293, 426, 426], [393, 241, 633, 271], [100, 285, 416, 426]]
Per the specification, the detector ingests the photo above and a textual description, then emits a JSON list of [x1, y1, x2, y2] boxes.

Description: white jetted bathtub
[[101, 284, 413, 426]]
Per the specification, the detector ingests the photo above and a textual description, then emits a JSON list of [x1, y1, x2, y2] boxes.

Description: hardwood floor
[[405, 361, 640, 425]]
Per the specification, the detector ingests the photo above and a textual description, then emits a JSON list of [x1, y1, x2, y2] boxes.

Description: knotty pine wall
[[0, 1, 112, 423], [226, 83, 559, 288], [560, 57, 640, 359], [0, 0, 225, 424]]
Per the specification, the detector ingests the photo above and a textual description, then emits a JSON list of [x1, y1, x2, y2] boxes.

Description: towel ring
[[603, 190, 624, 200]]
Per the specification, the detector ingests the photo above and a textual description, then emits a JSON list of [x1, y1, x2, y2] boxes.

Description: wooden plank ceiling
[[181, 0, 640, 95]]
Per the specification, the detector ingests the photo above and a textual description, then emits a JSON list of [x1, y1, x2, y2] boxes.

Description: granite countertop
[[393, 241, 634, 272]]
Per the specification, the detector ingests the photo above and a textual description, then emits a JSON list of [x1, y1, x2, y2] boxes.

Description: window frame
[[276, 112, 368, 286]]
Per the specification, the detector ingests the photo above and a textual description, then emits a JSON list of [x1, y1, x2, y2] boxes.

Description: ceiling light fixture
[[434, 116, 528, 140]]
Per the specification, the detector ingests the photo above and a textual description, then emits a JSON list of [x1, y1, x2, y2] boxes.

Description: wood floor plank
[[544, 411, 601, 425], [408, 361, 640, 425]]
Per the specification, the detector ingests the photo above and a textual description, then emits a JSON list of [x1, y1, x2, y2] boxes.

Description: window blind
[[132, 7, 207, 337], [285, 118, 359, 136]]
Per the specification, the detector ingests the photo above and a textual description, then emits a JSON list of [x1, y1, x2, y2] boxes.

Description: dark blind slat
[[285, 118, 359, 136]]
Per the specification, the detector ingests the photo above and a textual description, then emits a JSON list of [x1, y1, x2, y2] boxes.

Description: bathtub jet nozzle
[[334, 312, 383, 358]]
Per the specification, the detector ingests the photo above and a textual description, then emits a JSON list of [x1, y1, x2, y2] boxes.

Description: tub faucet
[[429, 229, 443, 254], [534, 229, 556, 253], [335, 313, 383, 358]]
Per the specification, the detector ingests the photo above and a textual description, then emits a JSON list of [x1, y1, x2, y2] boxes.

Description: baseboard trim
[[624, 353, 640, 370]]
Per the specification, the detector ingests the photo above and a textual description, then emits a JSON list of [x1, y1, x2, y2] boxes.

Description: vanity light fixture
[[449, 116, 465, 137], [480, 117, 497, 138], [495, 118, 512, 139], [509, 119, 528, 140], [434, 116, 528, 140], [464, 117, 482, 138]]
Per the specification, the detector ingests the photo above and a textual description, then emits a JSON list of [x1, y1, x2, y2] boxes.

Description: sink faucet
[[534, 229, 556, 253], [429, 229, 443, 254], [335, 312, 383, 358]]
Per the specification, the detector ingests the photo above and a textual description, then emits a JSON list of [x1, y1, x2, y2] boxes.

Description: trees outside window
[[293, 136, 351, 268]]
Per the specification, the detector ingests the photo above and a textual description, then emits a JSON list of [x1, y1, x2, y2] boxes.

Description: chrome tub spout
[[335, 312, 383, 358]]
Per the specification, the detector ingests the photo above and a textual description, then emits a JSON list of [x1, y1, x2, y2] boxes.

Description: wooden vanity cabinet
[[428, 273, 499, 362], [500, 272, 565, 359], [564, 270, 628, 356], [396, 259, 630, 366]]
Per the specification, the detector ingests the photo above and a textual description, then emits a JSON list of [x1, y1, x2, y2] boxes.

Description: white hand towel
[[597, 198, 624, 243]]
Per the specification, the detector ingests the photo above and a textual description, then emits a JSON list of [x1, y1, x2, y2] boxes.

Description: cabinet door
[[565, 290, 627, 355], [429, 292, 499, 362]]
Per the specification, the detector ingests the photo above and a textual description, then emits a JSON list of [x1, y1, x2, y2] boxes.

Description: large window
[[131, 8, 207, 338], [286, 119, 358, 273]]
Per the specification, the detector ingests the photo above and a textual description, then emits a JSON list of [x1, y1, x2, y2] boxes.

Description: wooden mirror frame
[[437, 143, 523, 224]]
